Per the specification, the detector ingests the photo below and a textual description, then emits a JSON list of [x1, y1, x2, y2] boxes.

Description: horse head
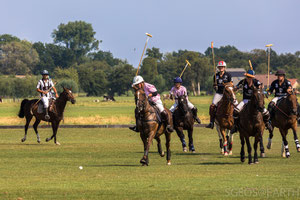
[[251, 86, 265, 113], [61, 87, 76, 104], [177, 95, 189, 115], [223, 82, 236, 104], [287, 90, 298, 115], [135, 88, 148, 113]]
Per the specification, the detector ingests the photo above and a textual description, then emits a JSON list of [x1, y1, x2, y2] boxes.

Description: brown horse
[[238, 86, 265, 164], [173, 95, 195, 153], [135, 88, 172, 166], [18, 88, 76, 145], [266, 91, 300, 157], [215, 82, 235, 156]]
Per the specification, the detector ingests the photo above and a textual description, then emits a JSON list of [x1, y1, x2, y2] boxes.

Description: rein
[[265, 96, 290, 118]]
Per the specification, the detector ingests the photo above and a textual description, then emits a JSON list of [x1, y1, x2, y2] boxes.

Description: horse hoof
[[191, 150, 196, 154], [260, 153, 265, 158], [160, 151, 165, 157], [183, 147, 188, 152], [55, 142, 61, 145], [254, 160, 259, 164], [297, 148, 300, 152], [286, 152, 290, 158], [45, 138, 50, 142], [21, 138, 26, 142], [241, 158, 245, 163], [140, 159, 148, 166], [221, 149, 224, 155], [282, 153, 286, 158], [224, 152, 229, 156], [248, 162, 254, 165], [229, 151, 233, 155], [167, 160, 171, 165]]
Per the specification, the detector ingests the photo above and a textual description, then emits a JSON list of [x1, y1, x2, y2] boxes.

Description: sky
[[1, 0, 299, 66]]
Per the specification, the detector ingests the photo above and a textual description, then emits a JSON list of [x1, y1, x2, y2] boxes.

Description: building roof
[[226, 68, 246, 85], [255, 74, 299, 88]]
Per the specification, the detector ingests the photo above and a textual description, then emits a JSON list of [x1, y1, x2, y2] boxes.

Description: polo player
[[169, 77, 201, 124], [36, 70, 58, 120]]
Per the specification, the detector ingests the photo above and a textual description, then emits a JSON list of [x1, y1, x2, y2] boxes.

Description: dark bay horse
[[215, 82, 235, 156], [135, 88, 173, 166], [18, 88, 76, 145], [173, 95, 195, 153], [267, 91, 299, 157], [238, 87, 265, 164]]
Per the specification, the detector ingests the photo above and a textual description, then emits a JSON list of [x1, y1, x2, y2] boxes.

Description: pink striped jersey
[[170, 86, 188, 99], [144, 82, 160, 102]]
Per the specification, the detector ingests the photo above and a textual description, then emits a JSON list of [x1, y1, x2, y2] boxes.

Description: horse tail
[[18, 99, 29, 118]]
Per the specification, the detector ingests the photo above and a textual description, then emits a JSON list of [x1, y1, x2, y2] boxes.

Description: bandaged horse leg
[[188, 128, 195, 152], [291, 123, 300, 152], [227, 130, 233, 155], [216, 124, 224, 154], [161, 110, 174, 133], [262, 109, 273, 132], [175, 127, 187, 152], [280, 128, 290, 158], [260, 135, 265, 157]]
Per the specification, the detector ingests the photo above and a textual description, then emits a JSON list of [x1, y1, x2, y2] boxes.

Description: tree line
[[0, 20, 299, 98]]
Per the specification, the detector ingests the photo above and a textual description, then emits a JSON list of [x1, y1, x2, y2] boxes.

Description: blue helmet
[[244, 70, 255, 78], [41, 70, 49, 75], [174, 77, 182, 83]]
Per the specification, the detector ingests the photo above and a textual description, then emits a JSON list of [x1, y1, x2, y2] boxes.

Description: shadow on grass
[[88, 164, 140, 167], [175, 161, 240, 166], [175, 152, 220, 156]]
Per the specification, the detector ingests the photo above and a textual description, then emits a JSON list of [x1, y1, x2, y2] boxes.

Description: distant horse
[[173, 95, 195, 153], [135, 88, 173, 166], [18, 88, 76, 145], [103, 95, 116, 101], [267, 91, 300, 157], [238, 86, 265, 164], [215, 82, 235, 156]]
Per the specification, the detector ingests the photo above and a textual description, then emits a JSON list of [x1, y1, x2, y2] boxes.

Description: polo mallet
[[211, 42, 217, 85], [248, 60, 253, 70], [179, 60, 191, 78], [265, 44, 273, 88], [135, 33, 153, 76]]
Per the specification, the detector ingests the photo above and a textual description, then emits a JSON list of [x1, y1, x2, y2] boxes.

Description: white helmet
[[132, 75, 144, 87], [217, 61, 227, 67]]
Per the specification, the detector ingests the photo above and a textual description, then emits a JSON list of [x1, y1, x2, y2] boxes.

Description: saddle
[[35, 98, 57, 114], [149, 101, 162, 123], [276, 97, 286, 106]]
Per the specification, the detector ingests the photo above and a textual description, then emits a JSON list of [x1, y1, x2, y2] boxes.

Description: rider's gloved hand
[[213, 84, 218, 92]]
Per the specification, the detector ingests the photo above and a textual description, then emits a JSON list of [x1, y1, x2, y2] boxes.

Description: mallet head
[[186, 60, 191, 66], [265, 44, 273, 47], [145, 33, 152, 38]]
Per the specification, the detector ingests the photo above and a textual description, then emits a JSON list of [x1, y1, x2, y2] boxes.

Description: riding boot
[[206, 104, 216, 129], [230, 109, 239, 134], [44, 108, 50, 121], [129, 109, 140, 132], [268, 102, 275, 120], [161, 110, 174, 133], [263, 110, 273, 132], [191, 107, 201, 124]]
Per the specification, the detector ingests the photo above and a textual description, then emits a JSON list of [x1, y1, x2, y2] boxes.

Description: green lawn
[[0, 127, 300, 199]]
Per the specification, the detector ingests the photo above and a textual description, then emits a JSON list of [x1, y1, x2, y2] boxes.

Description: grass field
[[0, 94, 247, 126], [1, 127, 300, 199]]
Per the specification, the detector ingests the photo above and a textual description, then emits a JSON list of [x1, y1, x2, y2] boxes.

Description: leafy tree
[[0, 34, 20, 45], [89, 50, 121, 67], [0, 41, 39, 75], [108, 64, 135, 96], [52, 21, 100, 63], [76, 61, 109, 96], [146, 47, 163, 60], [53, 67, 79, 84], [140, 57, 158, 83]]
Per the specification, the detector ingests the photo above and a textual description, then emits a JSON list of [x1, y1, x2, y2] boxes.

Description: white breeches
[[170, 100, 194, 113], [271, 97, 283, 105], [236, 99, 268, 114], [41, 96, 49, 108], [212, 93, 223, 106], [154, 99, 164, 113]]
